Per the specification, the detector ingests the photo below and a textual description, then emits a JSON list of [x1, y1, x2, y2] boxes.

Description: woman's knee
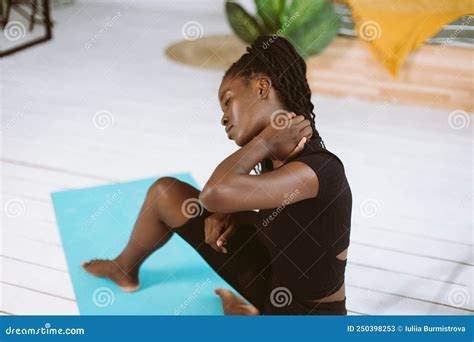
[[147, 177, 179, 201], [147, 177, 200, 228]]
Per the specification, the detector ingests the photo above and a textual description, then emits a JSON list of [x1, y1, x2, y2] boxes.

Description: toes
[[214, 288, 234, 301], [82, 259, 102, 268], [245, 305, 260, 315], [214, 288, 228, 296], [83, 259, 102, 266], [121, 284, 140, 293]]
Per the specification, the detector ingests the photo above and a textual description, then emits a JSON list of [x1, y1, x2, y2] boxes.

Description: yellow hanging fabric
[[343, 0, 474, 77]]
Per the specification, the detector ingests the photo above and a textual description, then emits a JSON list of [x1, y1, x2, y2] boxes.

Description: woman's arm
[[199, 115, 319, 213]]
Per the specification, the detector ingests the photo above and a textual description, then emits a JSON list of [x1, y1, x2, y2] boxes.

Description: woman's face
[[218, 74, 281, 146]]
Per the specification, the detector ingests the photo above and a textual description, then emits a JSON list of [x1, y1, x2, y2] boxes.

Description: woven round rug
[[165, 34, 248, 71]]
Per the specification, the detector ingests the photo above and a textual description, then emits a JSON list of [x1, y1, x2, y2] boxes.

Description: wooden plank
[[2, 211, 62, 246], [1, 283, 78, 315], [349, 244, 471, 286], [2, 197, 56, 223], [347, 264, 473, 311], [1, 256, 75, 300], [352, 215, 471, 246], [346, 286, 471, 315], [352, 225, 472, 265], [2, 230, 68, 271]]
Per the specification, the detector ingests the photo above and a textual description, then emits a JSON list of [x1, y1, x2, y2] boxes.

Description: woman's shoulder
[[292, 139, 345, 169], [289, 140, 349, 200]]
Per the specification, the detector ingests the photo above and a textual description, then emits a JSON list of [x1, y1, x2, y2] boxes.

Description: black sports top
[[256, 139, 352, 301]]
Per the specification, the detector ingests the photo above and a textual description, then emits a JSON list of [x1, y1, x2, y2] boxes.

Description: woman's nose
[[221, 116, 229, 126]]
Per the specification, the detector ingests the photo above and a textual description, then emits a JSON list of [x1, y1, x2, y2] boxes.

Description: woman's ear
[[256, 76, 272, 99]]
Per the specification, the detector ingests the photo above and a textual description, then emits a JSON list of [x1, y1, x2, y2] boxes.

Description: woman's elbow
[[200, 183, 236, 212], [199, 185, 223, 212]]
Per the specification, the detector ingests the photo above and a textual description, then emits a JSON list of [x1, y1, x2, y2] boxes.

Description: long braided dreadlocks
[[224, 35, 326, 153]]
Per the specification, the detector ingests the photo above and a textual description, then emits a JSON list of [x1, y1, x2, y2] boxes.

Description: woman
[[83, 36, 352, 315]]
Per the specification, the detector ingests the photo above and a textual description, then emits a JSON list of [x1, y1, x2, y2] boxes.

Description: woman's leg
[[172, 211, 273, 314], [82, 177, 200, 291], [83, 177, 270, 315]]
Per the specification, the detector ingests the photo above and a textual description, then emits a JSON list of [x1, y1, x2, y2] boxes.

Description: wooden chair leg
[[29, 0, 38, 31]]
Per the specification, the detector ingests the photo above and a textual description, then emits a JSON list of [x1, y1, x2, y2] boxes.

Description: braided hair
[[224, 35, 326, 152]]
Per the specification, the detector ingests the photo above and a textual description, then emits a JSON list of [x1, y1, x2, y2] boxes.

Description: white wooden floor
[[1, 0, 472, 316]]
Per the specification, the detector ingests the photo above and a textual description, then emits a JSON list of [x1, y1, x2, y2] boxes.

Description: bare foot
[[82, 259, 139, 292], [214, 288, 260, 315]]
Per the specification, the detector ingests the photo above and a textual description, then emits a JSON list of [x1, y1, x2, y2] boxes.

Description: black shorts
[[174, 209, 347, 315]]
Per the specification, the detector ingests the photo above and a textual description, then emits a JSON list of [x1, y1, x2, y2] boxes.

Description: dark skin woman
[[83, 36, 352, 315]]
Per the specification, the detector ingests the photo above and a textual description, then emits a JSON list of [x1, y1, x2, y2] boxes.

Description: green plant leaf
[[255, 0, 286, 33], [283, 0, 327, 36], [225, 1, 264, 44], [285, 2, 341, 57]]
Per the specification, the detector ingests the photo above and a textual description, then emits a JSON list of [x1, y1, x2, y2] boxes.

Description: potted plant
[[225, 0, 341, 57]]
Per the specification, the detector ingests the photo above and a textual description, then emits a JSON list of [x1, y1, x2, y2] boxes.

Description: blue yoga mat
[[52, 173, 235, 315]]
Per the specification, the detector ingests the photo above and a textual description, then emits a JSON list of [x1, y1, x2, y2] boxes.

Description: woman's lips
[[226, 125, 233, 138]]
